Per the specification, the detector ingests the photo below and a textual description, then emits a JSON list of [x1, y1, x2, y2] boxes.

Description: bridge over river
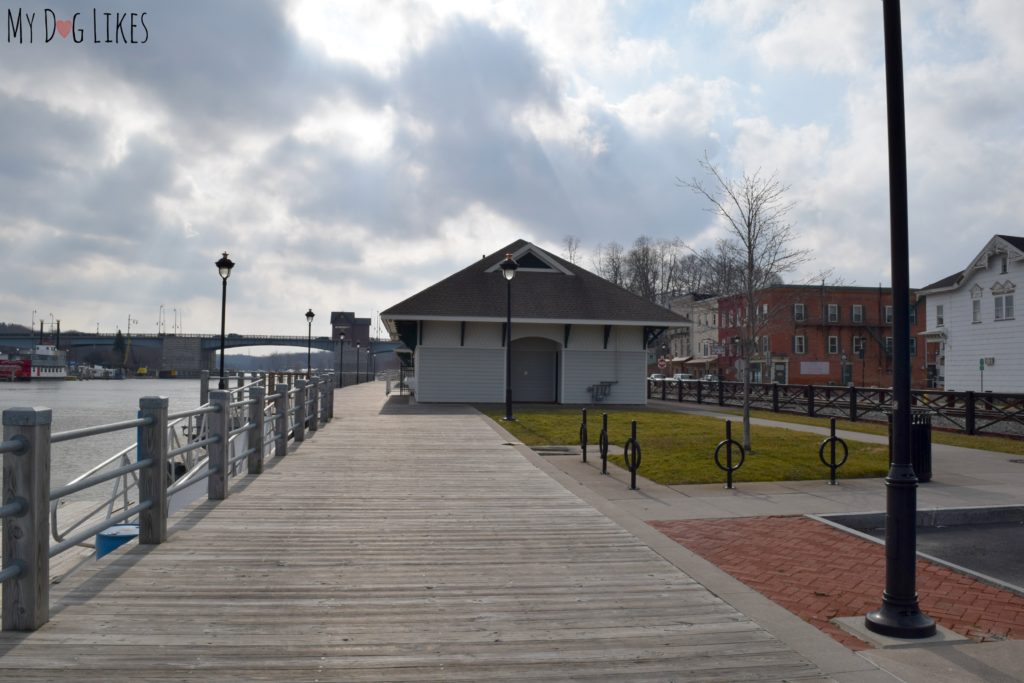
[[0, 383, 833, 681], [0, 332, 401, 377]]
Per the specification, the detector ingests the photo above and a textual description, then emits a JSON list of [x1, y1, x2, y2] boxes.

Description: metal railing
[[1, 372, 335, 631], [647, 379, 1024, 436]]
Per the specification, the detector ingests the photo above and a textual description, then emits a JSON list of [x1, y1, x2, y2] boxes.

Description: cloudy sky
[[2, 1, 1022, 340]]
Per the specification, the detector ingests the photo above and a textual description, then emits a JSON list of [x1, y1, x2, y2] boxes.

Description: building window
[[762, 336, 769, 353], [909, 337, 917, 356], [793, 302, 805, 322], [1002, 254, 1009, 274], [995, 293, 1015, 320], [909, 305, 917, 324], [884, 305, 893, 324], [973, 299, 981, 323], [936, 304, 944, 327], [827, 304, 838, 323], [885, 336, 893, 354], [794, 335, 806, 354], [852, 336, 865, 355], [851, 304, 863, 323], [827, 336, 839, 354]]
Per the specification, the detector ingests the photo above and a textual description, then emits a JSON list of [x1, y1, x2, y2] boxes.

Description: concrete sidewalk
[[488, 402, 1024, 682]]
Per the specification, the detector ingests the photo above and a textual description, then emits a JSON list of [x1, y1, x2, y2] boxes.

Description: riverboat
[[1, 344, 69, 380], [0, 356, 31, 381]]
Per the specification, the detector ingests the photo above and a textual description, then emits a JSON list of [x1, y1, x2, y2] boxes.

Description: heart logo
[[56, 19, 71, 38]]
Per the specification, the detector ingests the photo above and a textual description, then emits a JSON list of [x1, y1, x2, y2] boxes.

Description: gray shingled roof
[[920, 270, 963, 292], [381, 240, 686, 325], [996, 234, 1024, 251]]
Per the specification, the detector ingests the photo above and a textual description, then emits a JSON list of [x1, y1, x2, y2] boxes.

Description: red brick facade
[[716, 285, 927, 388]]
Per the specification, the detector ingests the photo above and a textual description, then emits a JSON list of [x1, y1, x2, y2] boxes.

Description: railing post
[[807, 384, 816, 417], [275, 383, 289, 457], [138, 397, 169, 545], [965, 390, 976, 435], [326, 375, 335, 421], [236, 373, 244, 390], [2, 407, 51, 631], [696, 380, 703, 404], [717, 380, 724, 406], [309, 379, 320, 434], [208, 390, 230, 500], [294, 380, 307, 443], [771, 382, 780, 412], [849, 385, 858, 422], [249, 387, 265, 475], [200, 370, 210, 406]]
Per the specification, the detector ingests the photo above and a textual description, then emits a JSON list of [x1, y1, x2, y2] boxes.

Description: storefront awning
[[670, 356, 692, 364], [917, 329, 947, 339], [684, 355, 719, 364]]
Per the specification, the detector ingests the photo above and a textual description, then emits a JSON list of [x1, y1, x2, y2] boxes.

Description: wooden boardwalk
[[0, 384, 823, 681]]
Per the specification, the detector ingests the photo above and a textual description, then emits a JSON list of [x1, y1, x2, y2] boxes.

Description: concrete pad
[[859, 640, 1024, 683], [833, 617, 970, 649]]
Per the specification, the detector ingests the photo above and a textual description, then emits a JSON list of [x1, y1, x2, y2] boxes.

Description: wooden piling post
[[309, 378, 319, 434], [294, 380, 307, 442], [275, 384, 289, 457], [138, 397, 169, 545], [2, 407, 51, 631], [208, 390, 231, 500], [249, 387, 266, 474]]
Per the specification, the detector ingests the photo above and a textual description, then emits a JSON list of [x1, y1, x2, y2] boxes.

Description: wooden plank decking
[[0, 384, 823, 681]]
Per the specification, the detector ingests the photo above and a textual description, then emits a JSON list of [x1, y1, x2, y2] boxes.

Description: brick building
[[715, 285, 927, 388]]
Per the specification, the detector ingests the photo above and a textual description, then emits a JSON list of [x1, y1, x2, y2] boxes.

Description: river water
[[0, 379, 204, 488]]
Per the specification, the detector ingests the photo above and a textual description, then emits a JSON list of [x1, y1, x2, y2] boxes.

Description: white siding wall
[[931, 259, 1023, 391], [416, 347, 505, 402], [562, 350, 647, 404]]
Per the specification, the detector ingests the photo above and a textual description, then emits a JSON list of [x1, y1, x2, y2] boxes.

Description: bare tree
[[562, 235, 581, 264], [592, 241, 626, 287], [684, 154, 811, 452]]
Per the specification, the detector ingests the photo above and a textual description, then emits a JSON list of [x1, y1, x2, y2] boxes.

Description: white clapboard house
[[381, 240, 686, 404], [918, 234, 1023, 391]]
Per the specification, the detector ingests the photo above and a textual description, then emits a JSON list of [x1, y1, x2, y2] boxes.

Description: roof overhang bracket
[[564, 324, 571, 349], [460, 321, 466, 347], [644, 326, 666, 349], [603, 325, 611, 349]]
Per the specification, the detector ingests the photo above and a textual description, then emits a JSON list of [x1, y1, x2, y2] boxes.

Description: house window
[[909, 305, 917, 324], [909, 337, 917, 356], [827, 336, 839, 354], [793, 303, 805, 322], [1002, 255, 1009, 274], [972, 299, 981, 323], [851, 304, 863, 323], [885, 336, 893, 354], [827, 304, 839, 323], [884, 305, 893, 324], [794, 335, 806, 354], [852, 336, 865, 355], [762, 336, 770, 353], [995, 293, 1015, 320], [936, 305, 944, 327]]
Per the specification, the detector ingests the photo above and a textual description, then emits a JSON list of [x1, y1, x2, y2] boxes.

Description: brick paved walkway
[[651, 516, 1024, 650]]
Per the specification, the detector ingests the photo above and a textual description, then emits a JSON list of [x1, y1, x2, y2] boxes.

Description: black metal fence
[[647, 379, 1024, 437]]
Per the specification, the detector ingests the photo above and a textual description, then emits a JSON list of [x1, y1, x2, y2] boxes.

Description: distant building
[[918, 234, 1023, 391], [663, 293, 719, 377], [330, 312, 371, 345], [715, 284, 927, 388], [381, 240, 685, 404]]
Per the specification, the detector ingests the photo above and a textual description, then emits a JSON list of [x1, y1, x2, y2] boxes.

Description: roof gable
[[920, 234, 1024, 294], [381, 239, 686, 326]]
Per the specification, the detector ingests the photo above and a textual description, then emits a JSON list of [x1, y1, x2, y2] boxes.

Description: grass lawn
[[478, 405, 889, 485], [716, 408, 1024, 456]]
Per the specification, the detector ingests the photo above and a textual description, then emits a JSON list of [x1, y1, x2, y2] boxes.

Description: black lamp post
[[865, 0, 935, 639], [338, 331, 346, 388], [365, 346, 371, 382], [215, 251, 235, 390], [500, 253, 519, 421], [305, 308, 315, 379], [355, 341, 361, 385]]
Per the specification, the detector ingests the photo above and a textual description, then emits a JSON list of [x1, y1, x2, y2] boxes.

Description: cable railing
[[1, 371, 336, 631]]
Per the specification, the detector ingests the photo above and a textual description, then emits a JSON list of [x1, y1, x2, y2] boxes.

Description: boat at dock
[[0, 344, 68, 381]]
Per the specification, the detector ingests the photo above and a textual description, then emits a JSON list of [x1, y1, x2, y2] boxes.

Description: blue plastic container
[[95, 524, 139, 559]]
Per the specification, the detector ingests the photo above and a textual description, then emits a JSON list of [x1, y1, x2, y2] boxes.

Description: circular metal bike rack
[[818, 417, 849, 485], [598, 413, 609, 475], [623, 420, 642, 490], [713, 420, 746, 489]]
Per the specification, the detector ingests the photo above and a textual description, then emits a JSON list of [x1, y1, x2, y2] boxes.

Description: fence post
[[718, 380, 724, 406], [275, 383, 289, 457], [661, 381, 667, 401], [965, 391, 976, 435], [309, 379, 320, 434], [200, 370, 210, 406], [807, 384, 816, 417], [294, 380, 308, 443], [771, 382, 780, 412], [646, 381, 651, 399], [208, 390, 231, 500], [138, 397, 169, 545], [696, 380, 703, 404], [249, 387, 265, 475], [236, 373, 244, 390], [677, 379, 683, 402], [2, 407, 51, 631], [326, 375, 335, 420], [849, 386, 858, 422]]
